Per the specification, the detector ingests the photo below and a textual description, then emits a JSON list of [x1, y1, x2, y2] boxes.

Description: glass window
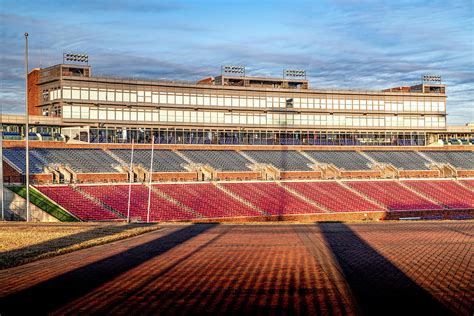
[[89, 88, 98, 100], [116, 90, 123, 102], [99, 89, 106, 101], [63, 105, 71, 118], [123, 91, 130, 102], [137, 110, 144, 121], [107, 108, 115, 120], [168, 93, 175, 104], [152, 93, 159, 104], [99, 109, 106, 120], [176, 94, 183, 104], [90, 108, 98, 120], [145, 111, 152, 121], [130, 110, 137, 121], [81, 106, 89, 119], [145, 91, 152, 103], [130, 91, 137, 103], [107, 90, 115, 102], [79, 88, 88, 100], [123, 109, 130, 121], [116, 109, 123, 121], [63, 87, 71, 99], [72, 88, 80, 99]]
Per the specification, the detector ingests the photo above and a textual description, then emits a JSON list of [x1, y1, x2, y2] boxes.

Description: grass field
[[0, 222, 160, 269]]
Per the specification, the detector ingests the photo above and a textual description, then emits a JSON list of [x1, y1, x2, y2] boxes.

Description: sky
[[1, 0, 473, 125]]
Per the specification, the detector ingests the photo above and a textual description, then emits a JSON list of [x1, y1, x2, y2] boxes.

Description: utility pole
[[25, 32, 30, 222]]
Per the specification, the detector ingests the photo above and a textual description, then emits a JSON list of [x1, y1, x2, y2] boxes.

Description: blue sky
[[1, 0, 473, 124]]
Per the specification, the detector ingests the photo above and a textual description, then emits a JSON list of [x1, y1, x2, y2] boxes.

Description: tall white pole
[[146, 135, 155, 223], [0, 122, 4, 221], [126, 139, 134, 223], [25, 32, 30, 222]]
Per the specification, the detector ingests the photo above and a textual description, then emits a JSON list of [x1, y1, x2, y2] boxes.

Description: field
[[0, 221, 472, 315], [0, 222, 160, 269]]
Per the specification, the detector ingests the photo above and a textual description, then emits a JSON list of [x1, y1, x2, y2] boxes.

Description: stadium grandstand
[[1, 59, 473, 223]]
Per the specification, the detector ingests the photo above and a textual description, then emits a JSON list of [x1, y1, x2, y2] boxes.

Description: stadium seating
[[461, 180, 474, 189], [36, 186, 119, 221], [305, 151, 372, 170], [221, 182, 324, 215], [80, 184, 196, 221], [364, 151, 430, 170], [155, 183, 262, 218], [179, 150, 252, 171], [403, 180, 474, 209], [243, 150, 313, 171], [34, 148, 120, 173], [421, 151, 474, 169], [3, 148, 47, 174], [284, 181, 383, 212], [346, 181, 443, 211], [111, 149, 188, 172]]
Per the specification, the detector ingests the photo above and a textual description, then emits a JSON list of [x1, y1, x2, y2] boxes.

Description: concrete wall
[[3, 187, 59, 222]]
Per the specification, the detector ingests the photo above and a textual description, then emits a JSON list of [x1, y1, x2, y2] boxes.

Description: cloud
[[0, 0, 472, 125]]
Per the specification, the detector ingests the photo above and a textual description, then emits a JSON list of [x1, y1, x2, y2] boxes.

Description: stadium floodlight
[[63, 53, 89, 64], [422, 75, 441, 83], [284, 69, 306, 79], [222, 65, 245, 77]]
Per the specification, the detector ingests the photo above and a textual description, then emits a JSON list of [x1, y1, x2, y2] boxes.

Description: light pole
[[126, 139, 134, 223], [146, 135, 155, 223], [25, 32, 30, 222], [0, 122, 4, 221]]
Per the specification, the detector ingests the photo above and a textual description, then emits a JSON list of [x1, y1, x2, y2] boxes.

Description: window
[[137, 91, 144, 103], [90, 88, 98, 100], [90, 108, 98, 120], [63, 105, 71, 118], [107, 108, 115, 120], [116, 90, 123, 102], [71, 106, 81, 119], [81, 106, 89, 119], [63, 87, 71, 99], [72, 88, 80, 99], [81, 88, 89, 100], [107, 89, 115, 102], [99, 89, 106, 101]]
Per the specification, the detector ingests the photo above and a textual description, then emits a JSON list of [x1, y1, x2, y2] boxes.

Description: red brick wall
[[398, 170, 440, 178], [457, 170, 474, 177], [152, 172, 197, 182], [215, 171, 260, 181], [280, 171, 323, 180], [75, 173, 128, 183], [340, 170, 383, 179], [28, 69, 41, 116]]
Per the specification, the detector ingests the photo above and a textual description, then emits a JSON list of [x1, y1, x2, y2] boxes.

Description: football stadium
[[1, 57, 473, 314]]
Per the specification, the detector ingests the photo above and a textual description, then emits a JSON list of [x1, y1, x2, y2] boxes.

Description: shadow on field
[[0, 223, 152, 269], [0, 223, 218, 315], [318, 222, 454, 316]]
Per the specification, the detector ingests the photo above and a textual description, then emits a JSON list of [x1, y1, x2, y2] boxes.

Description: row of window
[[62, 105, 446, 128], [49, 86, 446, 112]]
